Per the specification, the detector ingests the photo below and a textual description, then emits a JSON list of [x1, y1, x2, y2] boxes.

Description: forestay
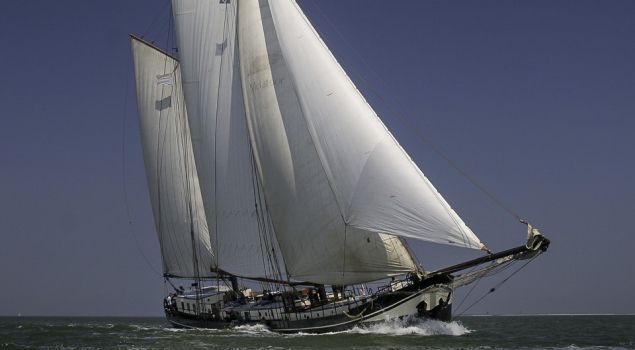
[[172, 0, 285, 279], [131, 37, 214, 278]]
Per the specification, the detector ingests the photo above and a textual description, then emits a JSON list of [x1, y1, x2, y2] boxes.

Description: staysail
[[171, 0, 285, 279], [237, 0, 484, 284], [131, 36, 215, 278]]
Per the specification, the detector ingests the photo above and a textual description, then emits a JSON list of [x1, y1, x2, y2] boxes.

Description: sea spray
[[233, 323, 277, 337], [350, 317, 471, 336]]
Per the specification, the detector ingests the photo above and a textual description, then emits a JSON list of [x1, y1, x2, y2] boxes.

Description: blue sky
[[0, 0, 633, 316]]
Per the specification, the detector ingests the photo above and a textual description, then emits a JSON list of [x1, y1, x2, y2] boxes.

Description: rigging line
[[121, 49, 162, 278], [342, 224, 347, 278], [141, 1, 171, 39], [480, 259, 518, 278], [396, 235, 421, 270], [211, 0, 233, 290], [237, 3, 288, 286], [257, 183, 279, 282], [261, 188, 287, 283], [250, 140, 285, 286], [165, 277, 179, 293], [454, 260, 517, 313], [255, 146, 289, 284], [306, 0, 523, 224], [254, 155, 286, 282], [455, 254, 540, 317], [454, 271, 482, 313], [250, 149, 274, 283]]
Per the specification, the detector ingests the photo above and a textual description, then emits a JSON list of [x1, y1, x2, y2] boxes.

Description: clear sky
[[0, 0, 633, 317]]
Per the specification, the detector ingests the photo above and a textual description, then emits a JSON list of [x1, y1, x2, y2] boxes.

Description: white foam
[[152, 318, 471, 338], [232, 323, 277, 336], [349, 317, 472, 336]]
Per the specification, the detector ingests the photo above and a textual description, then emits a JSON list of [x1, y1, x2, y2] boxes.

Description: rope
[[453, 270, 481, 312], [141, 1, 171, 39], [212, 0, 234, 293], [455, 254, 540, 317]]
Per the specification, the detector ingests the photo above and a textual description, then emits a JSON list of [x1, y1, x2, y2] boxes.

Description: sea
[[1, 315, 633, 349]]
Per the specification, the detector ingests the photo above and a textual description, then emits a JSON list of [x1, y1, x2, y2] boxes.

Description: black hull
[[165, 282, 453, 333]]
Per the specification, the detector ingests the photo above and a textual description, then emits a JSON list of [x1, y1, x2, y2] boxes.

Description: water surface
[[1, 315, 633, 349]]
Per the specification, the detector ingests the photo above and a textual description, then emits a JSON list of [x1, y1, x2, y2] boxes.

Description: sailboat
[[130, 0, 549, 333]]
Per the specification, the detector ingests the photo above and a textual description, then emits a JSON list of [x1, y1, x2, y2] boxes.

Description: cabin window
[[181, 302, 184, 310]]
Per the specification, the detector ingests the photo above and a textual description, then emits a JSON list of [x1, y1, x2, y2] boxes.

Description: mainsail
[[172, 0, 285, 279], [131, 37, 214, 278]]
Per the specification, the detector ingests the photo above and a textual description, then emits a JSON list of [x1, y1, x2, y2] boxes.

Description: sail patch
[[155, 96, 172, 111], [156, 73, 173, 86], [216, 39, 227, 56]]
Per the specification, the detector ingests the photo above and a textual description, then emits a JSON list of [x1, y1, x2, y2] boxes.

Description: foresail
[[267, 0, 484, 250], [131, 37, 214, 278], [238, 0, 417, 285], [172, 0, 285, 279]]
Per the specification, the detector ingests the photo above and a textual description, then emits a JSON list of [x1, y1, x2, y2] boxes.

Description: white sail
[[238, 0, 417, 285], [267, 0, 484, 250], [172, 0, 284, 279], [131, 37, 215, 278]]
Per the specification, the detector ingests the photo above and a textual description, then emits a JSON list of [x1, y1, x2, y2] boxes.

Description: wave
[[349, 317, 471, 336], [283, 317, 471, 337], [233, 323, 277, 336]]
